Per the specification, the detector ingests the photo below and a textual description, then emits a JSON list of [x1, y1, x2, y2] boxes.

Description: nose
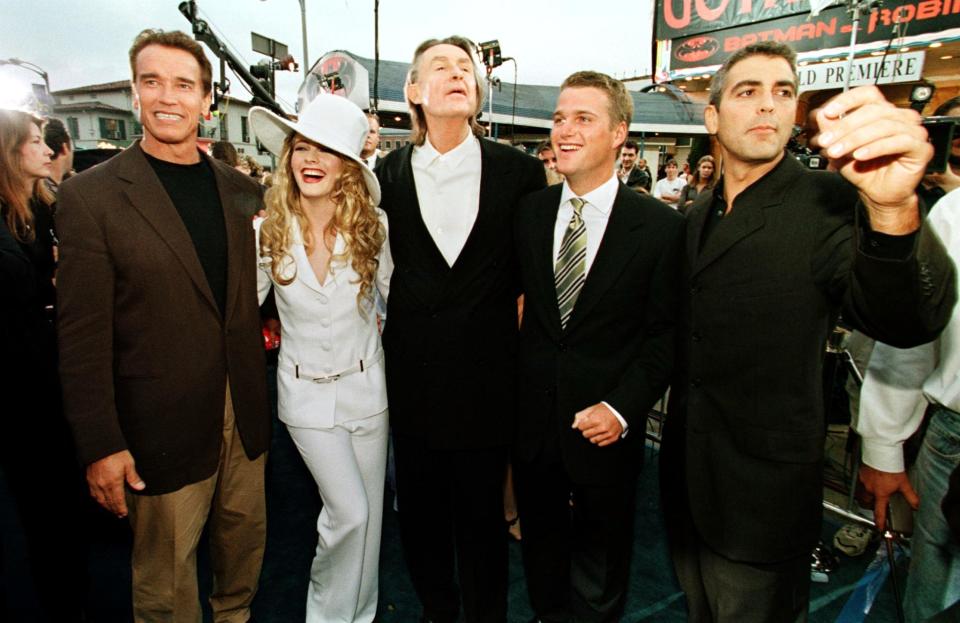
[[758, 90, 776, 113], [158, 83, 177, 104]]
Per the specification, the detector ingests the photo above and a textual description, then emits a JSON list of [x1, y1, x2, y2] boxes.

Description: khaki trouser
[[126, 383, 267, 623]]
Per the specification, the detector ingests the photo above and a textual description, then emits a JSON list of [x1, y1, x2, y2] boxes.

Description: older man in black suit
[[375, 35, 545, 623], [513, 71, 684, 623], [661, 41, 956, 623]]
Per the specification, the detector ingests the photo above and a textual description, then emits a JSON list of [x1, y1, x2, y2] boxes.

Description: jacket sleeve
[[56, 181, 128, 465], [604, 213, 685, 424]]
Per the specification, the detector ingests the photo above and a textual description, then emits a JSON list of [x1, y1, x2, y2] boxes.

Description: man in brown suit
[[56, 29, 270, 623]]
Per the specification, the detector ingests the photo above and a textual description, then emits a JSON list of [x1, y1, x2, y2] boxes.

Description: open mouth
[[300, 168, 326, 183], [447, 85, 468, 97], [155, 112, 182, 121], [557, 144, 582, 153]]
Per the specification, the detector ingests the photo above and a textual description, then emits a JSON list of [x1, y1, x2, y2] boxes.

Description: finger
[[596, 434, 619, 447], [581, 422, 610, 439], [819, 85, 890, 123], [900, 479, 920, 511], [126, 464, 146, 491], [572, 412, 586, 430], [874, 494, 889, 532], [820, 117, 918, 159]]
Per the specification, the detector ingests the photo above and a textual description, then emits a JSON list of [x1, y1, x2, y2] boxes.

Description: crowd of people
[[2, 24, 960, 623]]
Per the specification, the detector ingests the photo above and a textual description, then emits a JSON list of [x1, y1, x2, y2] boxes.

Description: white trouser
[[286, 410, 388, 623]]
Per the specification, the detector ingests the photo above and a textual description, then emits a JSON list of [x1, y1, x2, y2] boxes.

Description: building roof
[[310, 51, 706, 134], [51, 80, 131, 95], [53, 101, 130, 114]]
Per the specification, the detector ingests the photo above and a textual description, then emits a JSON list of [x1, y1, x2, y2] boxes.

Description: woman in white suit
[[250, 93, 392, 623]]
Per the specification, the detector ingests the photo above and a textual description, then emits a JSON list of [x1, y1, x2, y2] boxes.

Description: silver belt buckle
[[310, 373, 340, 384]]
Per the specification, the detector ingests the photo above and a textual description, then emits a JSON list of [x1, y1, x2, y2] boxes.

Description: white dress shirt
[[255, 211, 393, 429], [553, 173, 629, 435], [857, 187, 960, 472], [411, 132, 482, 266]]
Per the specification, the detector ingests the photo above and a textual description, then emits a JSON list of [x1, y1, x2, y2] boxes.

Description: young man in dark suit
[[375, 36, 545, 623], [513, 71, 684, 623], [56, 29, 270, 622], [660, 41, 956, 622]]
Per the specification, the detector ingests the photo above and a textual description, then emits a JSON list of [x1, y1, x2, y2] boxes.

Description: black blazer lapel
[[398, 145, 453, 276], [529, 186, 564, 339], [117, 144, 219, 315], [564, 185, 644, 333]]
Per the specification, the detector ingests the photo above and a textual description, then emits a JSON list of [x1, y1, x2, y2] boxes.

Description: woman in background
[[679, 154, 717, 215], [0, 109, 87, 622]]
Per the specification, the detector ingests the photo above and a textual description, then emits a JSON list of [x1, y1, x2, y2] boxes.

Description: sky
[[1, 0, 655, 113]]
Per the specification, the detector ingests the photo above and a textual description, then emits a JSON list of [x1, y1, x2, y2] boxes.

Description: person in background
[[1, 109, 88, 623], [43, 117, 73, 196], [251, 92, 392, 623], [652, 158, 686, 209], [617, 139, 651, 193], [918, 96, 960, 207], [211, 139, 239, 168], [537, 139, 564, 185], [678, 155, 717, 215], [361, 112, 382, 169]]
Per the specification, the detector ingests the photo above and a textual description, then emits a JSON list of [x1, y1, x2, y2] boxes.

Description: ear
[[612, 121, 628, 150], [704, 105, 719, 135], [201, 90, 212, 118], [405, 81, 422, 106], [132, 86, 140, 111]]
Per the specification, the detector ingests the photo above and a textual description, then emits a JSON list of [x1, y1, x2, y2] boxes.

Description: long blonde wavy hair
[[259, 133, 385, 309]]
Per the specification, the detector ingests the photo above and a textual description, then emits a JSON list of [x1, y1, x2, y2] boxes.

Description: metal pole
[[299, 0, 309, 78], [843, 0, 862, 92]]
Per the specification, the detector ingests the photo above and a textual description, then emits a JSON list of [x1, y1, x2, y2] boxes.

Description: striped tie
[[555, 197, 587, 329]]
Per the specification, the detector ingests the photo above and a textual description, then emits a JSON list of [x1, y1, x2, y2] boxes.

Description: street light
[[0, 57, 53, 112], [260, 0, 308, 79]]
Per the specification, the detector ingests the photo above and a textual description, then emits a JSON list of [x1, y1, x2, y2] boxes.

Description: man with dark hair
[[514, 70, 683, 622], [43, 117, 73, 194], [376, 35, 545, 622], [536, 139, 558, 171], [660, 40, 956, 622], [211, 140, 239, 167], [617, 139, 650, 193], [56, 28, 270, 622]]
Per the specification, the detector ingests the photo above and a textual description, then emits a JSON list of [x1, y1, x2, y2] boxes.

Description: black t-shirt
[[145, 152, 227, 317]]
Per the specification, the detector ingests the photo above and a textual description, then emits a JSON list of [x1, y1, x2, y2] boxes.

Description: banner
[[798, 51, 925, 91], [669, 0, 960, 70], [657, 0, 816, 39]]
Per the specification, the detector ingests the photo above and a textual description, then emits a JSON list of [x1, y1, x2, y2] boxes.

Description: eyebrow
[[553, 109, 598, 118], [430, 55, 471, 65], [730, 79, 797, 92], [138, 72, 197, 86]]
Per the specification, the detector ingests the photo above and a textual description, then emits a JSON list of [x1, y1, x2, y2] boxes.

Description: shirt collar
[[559, 173, 618, 215], [412, 131, 480, 168]]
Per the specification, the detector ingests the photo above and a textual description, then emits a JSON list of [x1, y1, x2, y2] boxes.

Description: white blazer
[[255, 211, 393, 429]]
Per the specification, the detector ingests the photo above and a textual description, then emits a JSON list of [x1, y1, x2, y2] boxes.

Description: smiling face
[[133, 44, 211, 162], [538, 147, 557, 171], [407, 43, 479, 125], [19, 122, 53, 185], [621, 146, 637, 169], [665, 161, 678, 180], [289, 134, 344, 205], [552, 86, 627, 194], [705, 54, 797, 169]]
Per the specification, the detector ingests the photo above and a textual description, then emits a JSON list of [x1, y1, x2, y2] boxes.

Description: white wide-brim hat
[[249, 93, 380, 205]]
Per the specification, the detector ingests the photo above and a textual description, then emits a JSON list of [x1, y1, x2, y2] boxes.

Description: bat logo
[[675, 36, 719, 63]]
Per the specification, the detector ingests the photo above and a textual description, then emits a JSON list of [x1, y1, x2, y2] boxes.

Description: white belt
[[279, 349, 384, 384]]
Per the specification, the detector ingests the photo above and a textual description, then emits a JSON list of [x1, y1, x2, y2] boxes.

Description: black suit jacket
[[56, 142, 270, 495], [663, 154, 957, 563], [514, 183, 684, 484], [623, 166, 651, 192], [376, 138, 546, 448]]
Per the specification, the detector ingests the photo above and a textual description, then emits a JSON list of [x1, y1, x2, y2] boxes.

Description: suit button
[[559, 342, 567, 352], [321, 342, 331, 351], [690, 286, 700, 295], [317, 294, 329, 304], [320, 318, 330, 328], [692, 331, 702, 342], [690, 378, 702, 388]]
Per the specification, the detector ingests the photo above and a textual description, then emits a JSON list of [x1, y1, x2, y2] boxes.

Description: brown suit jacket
[[56, 142, 270, 495]]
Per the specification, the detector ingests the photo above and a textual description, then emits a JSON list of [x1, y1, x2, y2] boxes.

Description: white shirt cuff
[[861, 439, 907, 473], [602, 401, 629, 438]]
